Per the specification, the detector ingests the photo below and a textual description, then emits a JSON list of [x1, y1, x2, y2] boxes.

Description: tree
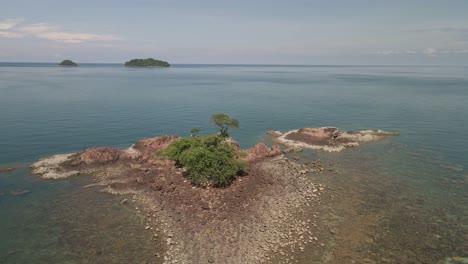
[[210, 113, 239, 137], [190, 128, 201, 137]]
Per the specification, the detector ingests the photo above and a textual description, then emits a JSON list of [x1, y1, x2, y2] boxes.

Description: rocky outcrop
[[31, 153, 81, 179], [244, 143, 283, 161], [80, 147, 122, 164], [269, 127, 399, 152], [31, 135, 179, 180], [126, 135, 179, 161], [29, 134, 327, 264]]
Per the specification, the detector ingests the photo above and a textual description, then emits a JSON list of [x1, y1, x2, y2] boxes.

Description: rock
[[126, 135, 179, 161], [271, 127, 399, 152], [146, 157, 176, 167], [80, 147, 122, 164], [0, 167, 14, 173], [285, 147, 303, 153], [120, 199, 129, 205], [362, 258, 376, 264], [30, 153, 80, 179], [130, 164, 142, 169], [10, 189, 31, 196], [223, 137, 241, 151], [266, 130, 283, 137], [244, 143, 283, 161]]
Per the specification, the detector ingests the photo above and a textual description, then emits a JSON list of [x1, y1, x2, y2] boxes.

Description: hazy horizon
[[2, 62, 468, 67], [2, 0, 468, 65]]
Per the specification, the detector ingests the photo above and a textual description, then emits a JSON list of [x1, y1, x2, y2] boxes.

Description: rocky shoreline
[[268, 127, 399, 152], [30, 128, 397, 263], [30, 134, 329, 263]]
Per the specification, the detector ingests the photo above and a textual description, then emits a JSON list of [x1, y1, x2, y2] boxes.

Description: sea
[[0, 63, 466, 263]]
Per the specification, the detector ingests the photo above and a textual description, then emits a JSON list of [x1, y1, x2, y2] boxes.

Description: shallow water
[[0, 63, 467, 263]]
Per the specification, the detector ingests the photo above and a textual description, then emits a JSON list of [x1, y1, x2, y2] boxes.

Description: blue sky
[[1, 0, 468, 64]]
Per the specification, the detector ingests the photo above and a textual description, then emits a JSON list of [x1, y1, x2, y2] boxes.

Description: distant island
[[59, 60, 78, 66], [124, 58, 170, 67]]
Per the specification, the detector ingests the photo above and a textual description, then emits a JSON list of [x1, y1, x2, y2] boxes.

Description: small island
[[58, 60, 78, 66], [124, 58, 170, 67], [30, 114, 399, 264]]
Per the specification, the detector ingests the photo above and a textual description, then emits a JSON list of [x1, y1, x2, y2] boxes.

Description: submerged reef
[[0, 167, 15, 173]]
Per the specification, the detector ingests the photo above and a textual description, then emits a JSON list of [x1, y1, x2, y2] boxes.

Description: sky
[[1, 0, 468, 65]]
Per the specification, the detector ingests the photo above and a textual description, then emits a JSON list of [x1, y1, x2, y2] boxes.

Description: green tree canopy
[[210, 113, 239, 137], [59, 60, 78, 66], [190, 128, 201, 137], [124, 58, 170, 67], [162, 135, 247, 186]]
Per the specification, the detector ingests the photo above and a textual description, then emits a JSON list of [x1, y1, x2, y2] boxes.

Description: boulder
[[244, 143, 283, 161], [127, 135, 179, 161]]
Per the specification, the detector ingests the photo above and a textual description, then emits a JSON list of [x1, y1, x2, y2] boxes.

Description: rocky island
[[268, 127, 399, 152], [30, 116, 398, 263], [59, 60, 78, 66], [124, 58, 170, 67]]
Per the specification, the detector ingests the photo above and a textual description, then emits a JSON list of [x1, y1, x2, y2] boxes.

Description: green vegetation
[[163, 134, 247, 186], [124, 58, 170, 67], [210, 113, 239, 137], [59, 60, 78, 66], [190, 128, 201, 137]]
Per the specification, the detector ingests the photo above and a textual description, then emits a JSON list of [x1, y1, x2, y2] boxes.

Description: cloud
[[406, 27, 468, 34], [37, 31, 121, 43], [0, 19, 122, 43], [0, 31, 23, 38], [368, 48, 468, 56], [371, 50, 402, 55], [0, 19, 23, 30], [421, 48, 436, 56], [18, 23, 57, 34]]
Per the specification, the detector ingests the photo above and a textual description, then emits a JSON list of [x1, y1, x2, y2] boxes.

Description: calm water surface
[[0, 63, 466, 263]]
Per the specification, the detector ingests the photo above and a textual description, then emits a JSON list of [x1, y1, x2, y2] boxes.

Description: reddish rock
[[80, 147, 122, 164], [273, 127, 399, 152], [285, 127, 340, 146], [131, 135, 179, 161], [146, 157, 176, 167], [244, 143, 283, 161]]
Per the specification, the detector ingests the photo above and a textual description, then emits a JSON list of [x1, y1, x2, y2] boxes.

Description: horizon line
[[0, 61, 466, 67]]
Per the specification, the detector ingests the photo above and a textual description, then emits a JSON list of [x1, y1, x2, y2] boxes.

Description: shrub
[[162, 135, 247, 186]]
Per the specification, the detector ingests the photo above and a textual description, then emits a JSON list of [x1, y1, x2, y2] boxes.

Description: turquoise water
[[0, 63, 467, 263]]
